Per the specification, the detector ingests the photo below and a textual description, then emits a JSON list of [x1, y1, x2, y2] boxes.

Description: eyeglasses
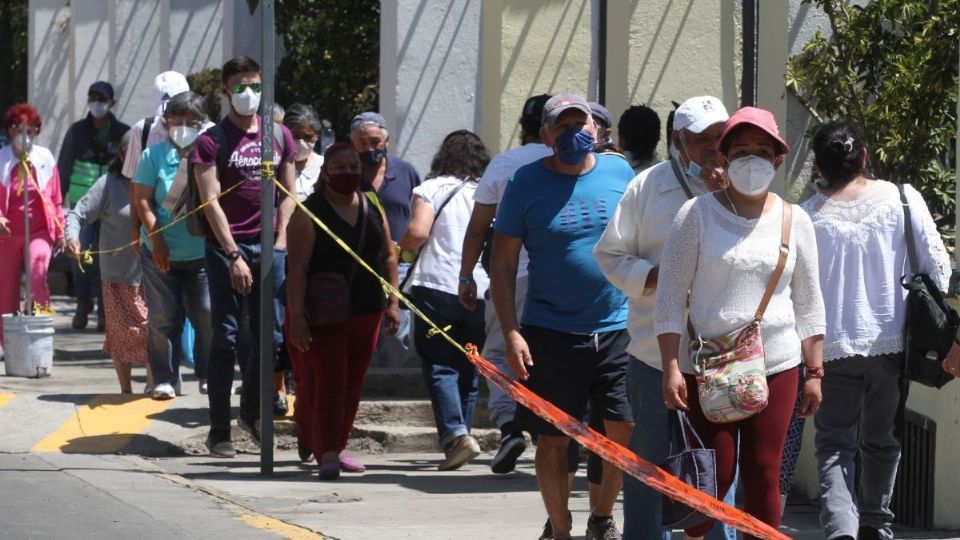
[[229, 82, 262, 94], [164, 119, 201, 129]]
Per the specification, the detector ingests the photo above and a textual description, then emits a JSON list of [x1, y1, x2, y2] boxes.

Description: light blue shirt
[[133, 140, 205, 261], [495, 153, 633, 334]]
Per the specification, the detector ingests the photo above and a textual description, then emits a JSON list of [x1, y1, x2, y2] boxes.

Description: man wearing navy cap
[[58, 81, 130, 330]]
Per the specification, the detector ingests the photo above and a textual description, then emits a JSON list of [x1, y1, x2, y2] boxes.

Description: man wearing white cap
[[121, 71, 192, 180], [593, 95, 737, 540]]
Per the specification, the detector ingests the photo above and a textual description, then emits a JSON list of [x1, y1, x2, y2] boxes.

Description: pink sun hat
[[719, 106, 790, 155]]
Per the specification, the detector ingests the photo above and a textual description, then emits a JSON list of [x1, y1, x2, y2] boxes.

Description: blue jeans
[[623, 360, 737, 540], [70, 223, 103, 309], [140, 251, 211, 388], [205, 243, 285, 437], [372, 262, 412, 366], [412, 286, 485, 449]]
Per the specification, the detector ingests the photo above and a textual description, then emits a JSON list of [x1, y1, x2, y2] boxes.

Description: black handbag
[[660, 410, 717, 529], [899, 184, 957, 389], [306, 192, 368, 327]]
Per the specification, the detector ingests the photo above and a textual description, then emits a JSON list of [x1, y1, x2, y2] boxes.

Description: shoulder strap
[[272, 122, 286, 155], [669, 157, 695, 199], [433, 178, 470, 218], [141, 117, 154, 150], [898, 184, 919, 276], [363, 190, 385, 218], [754, 200, 792, 322], [347, 192, 369, 286], [399, 178, 471, 290], [204, 125, 229, 172]]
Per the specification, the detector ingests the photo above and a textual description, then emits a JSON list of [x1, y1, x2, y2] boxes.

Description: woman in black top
[[286, 143, 400, 480]]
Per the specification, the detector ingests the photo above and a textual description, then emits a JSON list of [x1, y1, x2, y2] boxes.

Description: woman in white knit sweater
[[802, 122, 951, 540], [655, 107, 826, 539]]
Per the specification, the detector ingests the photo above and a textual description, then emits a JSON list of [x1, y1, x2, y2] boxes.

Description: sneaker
[[539, 511, 573, 540], [233, 383, 243, 395], [198, 379, 208, 395], [858, 527, 882, 540], [273, 394, 289, 416], [585, 515, 620, 540], [72, 299, 93, 330], [490, 432, 526, 474], [318, 458, 340, 480], [339, 451, 365, 473], [237, 416, 261, 446], [297, 441, 314, 464], [438, 435, 481, 471], [206, 433, 236, 458], [151, 383, 176, 400]]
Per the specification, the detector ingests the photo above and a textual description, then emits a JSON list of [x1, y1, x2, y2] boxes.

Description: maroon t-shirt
[[192, 117, 297, 242]]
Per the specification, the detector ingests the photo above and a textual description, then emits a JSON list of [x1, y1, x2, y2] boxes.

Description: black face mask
[[359, 148, 387, 166]]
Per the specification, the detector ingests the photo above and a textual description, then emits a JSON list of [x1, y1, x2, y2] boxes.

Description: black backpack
[[899, 184, 956, 389]]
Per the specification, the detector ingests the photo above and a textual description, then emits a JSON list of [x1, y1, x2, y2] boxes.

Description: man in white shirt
[[122, 71, 191, 180], [458, 93, 552, 475], [593, 96, 738, 540]]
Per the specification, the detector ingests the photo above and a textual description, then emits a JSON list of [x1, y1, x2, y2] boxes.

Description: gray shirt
[[65, 171, 141, 285]]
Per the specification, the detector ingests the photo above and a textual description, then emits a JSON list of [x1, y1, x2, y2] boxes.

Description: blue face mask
[[360, 148, 387, 166], [555, 127, 595, 165]]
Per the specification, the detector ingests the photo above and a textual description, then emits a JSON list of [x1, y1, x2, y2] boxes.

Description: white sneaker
[[199, 379, 208, 394], [152, 383, 176, 400]]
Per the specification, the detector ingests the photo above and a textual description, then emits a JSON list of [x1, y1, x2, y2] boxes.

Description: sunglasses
[[229, 82, 262, 94]]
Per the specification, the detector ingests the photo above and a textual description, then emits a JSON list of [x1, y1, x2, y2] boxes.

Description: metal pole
[[22, 160, 31, 316], [597, 0, 608, 105], [741, 0, 758, 107], [259, 0, 276, 476]]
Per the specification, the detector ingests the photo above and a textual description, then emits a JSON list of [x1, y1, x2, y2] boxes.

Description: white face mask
[[231, 87, 261, 117], [295, 139, 313, 161], [169, 125, 199, 149], [12, 132, 34, 156], [727, 155, 776, 196], [89, 102, 110, 119]]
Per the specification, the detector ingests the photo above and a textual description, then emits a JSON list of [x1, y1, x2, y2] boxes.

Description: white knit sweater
[[655, 194, 826, 375], [801, 181, 951, 362]]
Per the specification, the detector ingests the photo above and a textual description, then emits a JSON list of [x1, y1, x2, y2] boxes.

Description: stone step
[[354, 399, 495, 429], [348, 424, 501, 454], [361, 367, 492, 400]]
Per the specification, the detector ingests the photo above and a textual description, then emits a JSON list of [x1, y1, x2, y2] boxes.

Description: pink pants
[[0, 232, 53, 343]]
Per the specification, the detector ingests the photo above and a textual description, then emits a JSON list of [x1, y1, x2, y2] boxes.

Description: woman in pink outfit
[[0, 103, 65, 343]]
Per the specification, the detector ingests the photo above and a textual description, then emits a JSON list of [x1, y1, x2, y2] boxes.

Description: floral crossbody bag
[[687, 201, 792, 424]]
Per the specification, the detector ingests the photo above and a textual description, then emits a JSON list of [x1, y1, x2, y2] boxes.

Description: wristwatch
[[459, 275, 476, 285], [227, 249, 242, 263]]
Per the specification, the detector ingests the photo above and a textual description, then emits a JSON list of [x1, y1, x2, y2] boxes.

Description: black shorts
[[516, 325, 632, 437]]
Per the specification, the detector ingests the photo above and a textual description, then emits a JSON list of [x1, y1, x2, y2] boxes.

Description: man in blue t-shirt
[[491, 93, 634, 540]]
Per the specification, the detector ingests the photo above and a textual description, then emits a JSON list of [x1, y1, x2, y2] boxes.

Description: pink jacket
[[0, 144, 65, 240]]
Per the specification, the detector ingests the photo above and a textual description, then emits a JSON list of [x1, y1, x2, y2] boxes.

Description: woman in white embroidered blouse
[[655, 107, 826, 540], [801, 122, 951, 540]]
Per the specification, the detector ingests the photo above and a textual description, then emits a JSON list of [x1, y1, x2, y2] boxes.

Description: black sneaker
[[858, 527, 882, 540], [72, 299, 93, 330], [585, 515, 621, 540], [539, 511, 572, 540], [273, 394, 289, 416], [490, 432, 526, 474], [206, 433, 236, 458], [237, 416, 261, 446]]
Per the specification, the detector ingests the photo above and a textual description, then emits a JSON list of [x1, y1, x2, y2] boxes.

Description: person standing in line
[[0, 104, 65, 342], [193, 56, 297, 458], [656, 106, 825, 540], [352, 112, 420, 365], [802, 122, 951, 540], [58, 81, 130, 331], [284, 103, 325, 201], [66, 131, 153, 394], [400, 130, 491, 471], [458, 93, 552, 474], [617, 104, 661, 174], [491, 93, 635, 540], [285, 143, 400, 479], [133, 92, 212, 401], [594, 95, 738, 540]]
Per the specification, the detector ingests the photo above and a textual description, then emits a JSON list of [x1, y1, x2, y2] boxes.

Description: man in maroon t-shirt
[[193, 56, 297, 458]]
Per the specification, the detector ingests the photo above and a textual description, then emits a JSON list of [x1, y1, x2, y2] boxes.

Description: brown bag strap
[[754, 199, 792, 322]]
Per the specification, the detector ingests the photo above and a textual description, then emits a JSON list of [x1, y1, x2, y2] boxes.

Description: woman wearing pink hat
[[655, 106, 826, 539]]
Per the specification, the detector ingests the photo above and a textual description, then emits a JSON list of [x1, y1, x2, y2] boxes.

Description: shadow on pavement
[[36, 393, 99, 405], [52, 433, 185, 457]]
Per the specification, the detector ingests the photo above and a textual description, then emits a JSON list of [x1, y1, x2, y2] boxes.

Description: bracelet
[[459, 276, 475, 285], [804, 365, 825, 379]]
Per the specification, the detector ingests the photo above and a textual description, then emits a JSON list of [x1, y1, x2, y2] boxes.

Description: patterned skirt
[[101, 282, 148, 365]]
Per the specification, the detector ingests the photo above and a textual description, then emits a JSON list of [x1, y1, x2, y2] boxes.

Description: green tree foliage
[[187, 68, 223, 121], [0, 0, 28, 114], [787, 0, 959, 229], [274, 0, 380, 140]]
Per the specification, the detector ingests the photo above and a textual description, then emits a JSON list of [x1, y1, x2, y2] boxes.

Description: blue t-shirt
[[362, 156, 420, 241], [133, 140, 206, 261], [495, 153, 632, 333]]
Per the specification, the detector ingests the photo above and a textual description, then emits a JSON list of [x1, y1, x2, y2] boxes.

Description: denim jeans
[[623, 360, 737, 540], [140, 251, 211, 388], [70, 222, 103, 310], [412, 286, 485, 449], [205, 243, 285, 438], [372, 262, 412, 366]]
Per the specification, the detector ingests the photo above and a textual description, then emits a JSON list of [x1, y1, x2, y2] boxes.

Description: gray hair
[[272, 103, 285, 123], [283, 103, 323, 133], [163, 91, 207, 122]]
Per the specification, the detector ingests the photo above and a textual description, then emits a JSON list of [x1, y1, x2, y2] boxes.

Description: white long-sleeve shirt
[[593, 159, 709, 369], [655, 194, 826, 375], [801, 180, 951, 362]]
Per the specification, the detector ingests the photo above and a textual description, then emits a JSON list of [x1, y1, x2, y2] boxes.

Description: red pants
[[684, 367, 799, 539], [288, 312, 383, 458], [0, 231, 53, 344]]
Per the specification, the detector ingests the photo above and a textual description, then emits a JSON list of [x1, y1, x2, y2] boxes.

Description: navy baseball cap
[[88, 81, 115, 100], [588, 102, 614, 131], [351, 112, 387, 132]]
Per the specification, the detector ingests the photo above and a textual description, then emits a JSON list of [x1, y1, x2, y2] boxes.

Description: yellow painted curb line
[[33, 394, 174, 453], [239, 513, 325, 539], [0, 392, 14, 410]]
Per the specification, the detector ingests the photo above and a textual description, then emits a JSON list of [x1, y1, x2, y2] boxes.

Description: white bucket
[[2, 314, 54, 378]]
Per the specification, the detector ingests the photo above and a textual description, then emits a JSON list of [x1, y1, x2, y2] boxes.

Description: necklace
[[722, 188, 740, 217]]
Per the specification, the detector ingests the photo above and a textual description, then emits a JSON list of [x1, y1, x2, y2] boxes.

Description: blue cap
[[351, 111, 387, 132], [88, 81, 115, 100], [588, 102, 614, 130]]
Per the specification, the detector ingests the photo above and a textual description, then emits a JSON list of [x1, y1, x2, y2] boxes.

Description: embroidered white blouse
[[801, 180, 951, 362], [655, 194, 826, 375]]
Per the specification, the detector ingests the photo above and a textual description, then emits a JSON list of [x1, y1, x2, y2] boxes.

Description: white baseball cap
[[673, 96, 729, 134], [153, 71, 190, 115]]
